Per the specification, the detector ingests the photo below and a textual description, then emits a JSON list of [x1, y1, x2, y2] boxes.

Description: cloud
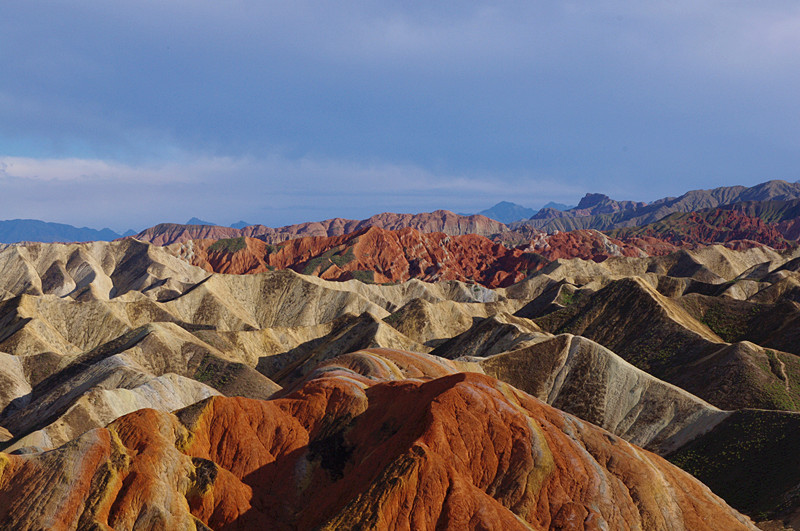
[[0, 154, 584, 231], [1, 1, 800, 217]]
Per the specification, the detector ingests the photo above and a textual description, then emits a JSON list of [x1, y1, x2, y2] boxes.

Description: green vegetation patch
[[383, 311, 402, 324], [194, 357, 237, 387], [753, 349, 800, 411], [208, 237, 247, 254], [330, 247, 356, 267], [699, 302, 762, 342], [351, 270, 375, 284], [303, 255, 333, 275], [558, 290, 577, 307], [532, 303, 583, 335], [301, 246, 355, 275], [668, 410, 800, 520], [622, 331, 695, 375]]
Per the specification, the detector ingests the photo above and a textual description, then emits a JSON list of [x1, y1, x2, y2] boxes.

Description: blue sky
[[2, 1, 800, 231]]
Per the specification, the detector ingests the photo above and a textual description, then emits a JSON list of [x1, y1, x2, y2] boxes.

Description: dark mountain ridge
[[522, 180, 800, 232]]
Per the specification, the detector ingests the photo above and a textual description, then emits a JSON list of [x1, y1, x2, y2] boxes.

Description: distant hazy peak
[[0, 219, 121, 244], [476, 201, 536, 224], [576, 193, 613, 209], [186, 217, 217, 226], [541, 202, 574, 211]]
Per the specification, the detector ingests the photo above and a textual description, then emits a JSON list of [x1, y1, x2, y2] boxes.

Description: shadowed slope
[[475, 334, 729, 455], [529, 276, 800, 411]]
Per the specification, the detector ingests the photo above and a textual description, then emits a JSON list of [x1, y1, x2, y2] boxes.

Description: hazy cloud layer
[[0, 155, 582, 231], [2, 1, 799, 226]]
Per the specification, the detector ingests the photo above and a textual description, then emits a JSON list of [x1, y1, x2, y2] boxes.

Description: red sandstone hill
[[131, 210, 508, 246], [521, 229, 682, 260], [180, 226, 544, 288], [177, 226, 681, 288], [610, 208, 792, 249], [0, 349, 756, 530]]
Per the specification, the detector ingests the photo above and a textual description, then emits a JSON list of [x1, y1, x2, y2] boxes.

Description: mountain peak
[[476, 202, 536, 224], [541, 201, 574, 211], [576, 193, 612, 209], [186, 217, 217, 226]]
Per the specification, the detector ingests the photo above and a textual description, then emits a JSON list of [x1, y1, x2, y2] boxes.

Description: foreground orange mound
[[0, 349, 755, 530]]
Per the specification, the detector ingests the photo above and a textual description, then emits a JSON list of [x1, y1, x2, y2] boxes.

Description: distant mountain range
[[0, 217, 249, 244], [4, 179, 800, 245], [475, 202, 536, 223], [186, 217, 217, 226], [473, 201, 574, 223], [521, 179, 800, 232], [0, 219, 127, 244]]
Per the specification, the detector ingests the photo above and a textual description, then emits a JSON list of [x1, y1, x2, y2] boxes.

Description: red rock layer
[[179, 226, 682, 288], [0, 349, 756, 530], [131, 210, 508, 246], [777, 218, 800, 240], [524, 229, 681, 261], [614, 209, 791, 249], [182, 226, 546, 287]]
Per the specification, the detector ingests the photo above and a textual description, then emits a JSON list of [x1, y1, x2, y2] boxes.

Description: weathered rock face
[[475, 334, 730, 455], [0, 238, 208, 301], [181, 226, 545, 288], [132, 210, 508, 246], [0, 350, 756, 530]]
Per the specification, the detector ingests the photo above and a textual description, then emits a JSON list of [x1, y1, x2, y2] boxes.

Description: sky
[[2, 1, 800, 232]]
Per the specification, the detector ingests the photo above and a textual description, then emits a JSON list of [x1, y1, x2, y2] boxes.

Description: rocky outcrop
[[522, 229, 674, 260], [176, 226, 687, 288], [0, 238, 209, 301]]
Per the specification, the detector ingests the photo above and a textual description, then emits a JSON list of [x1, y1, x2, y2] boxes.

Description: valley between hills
[[4, 181, 800, 529]]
